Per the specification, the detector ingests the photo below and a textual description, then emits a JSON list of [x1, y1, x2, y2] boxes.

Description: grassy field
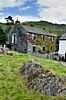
[[0, 52, 66, 100]]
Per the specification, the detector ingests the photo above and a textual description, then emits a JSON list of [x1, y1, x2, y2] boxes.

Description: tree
[[7, 16, 13, 21], [43, 28, 46, 30], [35, 36, 43, 45], [30, 24, 34, 27], [0, 27, 7, 43], [5, 16, 14, 25], [56, 33, 61, 51], [44, 39, 52, 53]]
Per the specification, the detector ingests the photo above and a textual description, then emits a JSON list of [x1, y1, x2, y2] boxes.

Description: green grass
[[0, 52, 66, 100]]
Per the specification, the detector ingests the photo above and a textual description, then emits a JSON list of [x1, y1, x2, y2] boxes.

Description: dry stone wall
[[20, 61, 66, 96]]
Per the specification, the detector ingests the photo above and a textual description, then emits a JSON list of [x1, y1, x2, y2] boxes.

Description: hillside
[[0, 23, 7, 31], [0, 52, 66, 100], [0, 23, 12, 36], [22, 21, 66, 35], [0, 21, 66, 36]]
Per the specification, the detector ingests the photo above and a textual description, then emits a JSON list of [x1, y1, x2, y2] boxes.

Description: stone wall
[[0, 46, 13, 55], [27, 42, 33, 54], [20, 61, 66, 96], [8, 23, 28, 53]]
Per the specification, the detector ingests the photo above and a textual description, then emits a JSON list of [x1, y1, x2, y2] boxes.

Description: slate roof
[[9, 22, 55, 37], [23, 25, 55, 36], [60, 33, 66, 40]]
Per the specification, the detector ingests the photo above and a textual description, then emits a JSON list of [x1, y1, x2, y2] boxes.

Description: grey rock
[[20, 61, 66, 96]]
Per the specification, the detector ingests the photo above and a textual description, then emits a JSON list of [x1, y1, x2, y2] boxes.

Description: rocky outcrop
[[0, 47, 13, 55], [0, 47, 9, 54], [20, 61, 66, 96]]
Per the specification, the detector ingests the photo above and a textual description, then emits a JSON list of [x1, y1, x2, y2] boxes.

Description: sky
[[0, 0, 66, 24]]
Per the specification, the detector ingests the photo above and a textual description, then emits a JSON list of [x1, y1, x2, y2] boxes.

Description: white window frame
[[12, 33, 17, 44]]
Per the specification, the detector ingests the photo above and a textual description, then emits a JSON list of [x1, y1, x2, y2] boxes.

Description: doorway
[[33, 46, 36, 52]]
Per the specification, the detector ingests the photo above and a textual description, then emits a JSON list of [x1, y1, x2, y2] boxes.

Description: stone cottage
[[7, 20, 56, 54]]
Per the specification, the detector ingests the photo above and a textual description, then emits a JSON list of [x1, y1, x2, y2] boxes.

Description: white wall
[[58, 40, 66, 56]]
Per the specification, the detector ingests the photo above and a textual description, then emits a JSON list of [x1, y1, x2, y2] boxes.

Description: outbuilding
[[58, 33, 66, 59]]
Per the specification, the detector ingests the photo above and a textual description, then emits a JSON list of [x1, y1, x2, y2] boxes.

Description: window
[[52, 37, 54, 41], [48, 36, 51, 39], [43, 46, 45, 51], [12, 33, 17, 44], [51, 47, 52, 51], [32, 34, 34, 39], [33, 46, 36, 52], [27, 33, 29, 35], [43, 36, 45, 40], [32, 34, 36, 40], [48, 36, 54, 41]]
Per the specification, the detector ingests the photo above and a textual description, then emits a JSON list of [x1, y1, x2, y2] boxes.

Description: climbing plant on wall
[[35, 35, 43, 45]]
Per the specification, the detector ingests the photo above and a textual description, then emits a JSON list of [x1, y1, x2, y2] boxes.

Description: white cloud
[[13, 15, 41, 22], [0, 0, 28, 8], [19, 6, 31, 11], [0, 18, 6, 23], [0, 15, 41, 23], [37, 0, 66, 23]]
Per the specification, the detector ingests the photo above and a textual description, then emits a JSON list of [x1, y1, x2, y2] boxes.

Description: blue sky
[[0, 0, 66, 24]]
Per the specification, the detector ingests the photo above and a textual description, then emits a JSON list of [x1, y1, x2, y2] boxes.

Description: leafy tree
[[5, 16, 14, 25], [7, 16, 13, 21], [30, 24, 34, 27], [43, 28, 46, 30], [56, 34, 61, 51], [0, 27, 7, 43], [35, 35, 55, 53], [35, 36, 43, 45], [44, 39, 52, 53]]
